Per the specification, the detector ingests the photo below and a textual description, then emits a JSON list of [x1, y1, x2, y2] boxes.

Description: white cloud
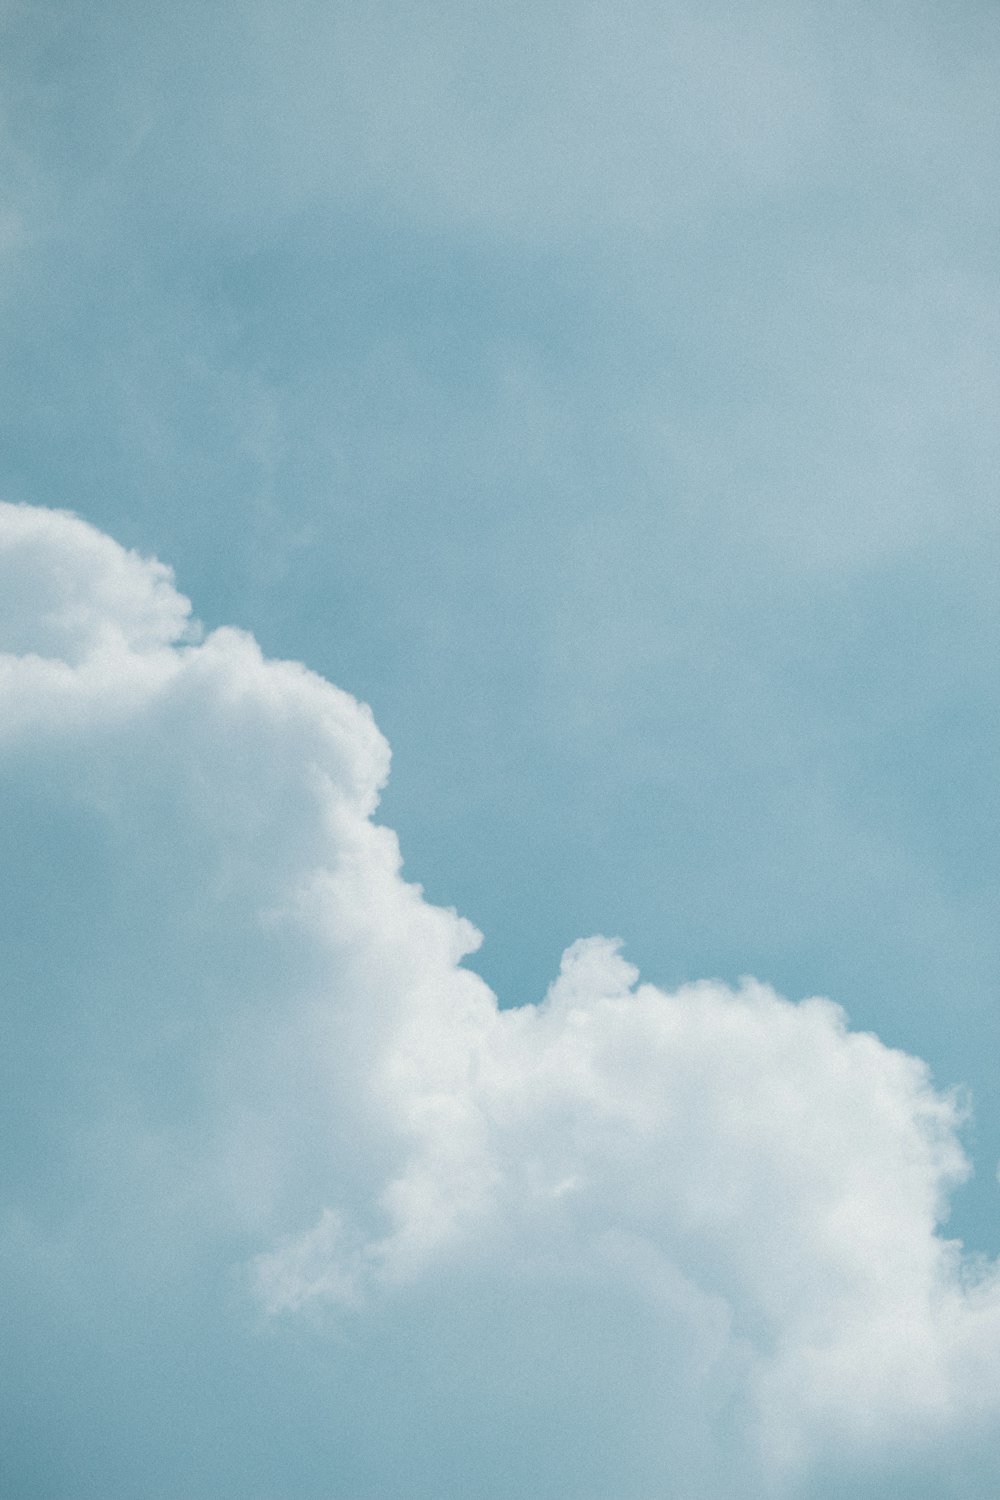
[[2, 500, 999, 1495]]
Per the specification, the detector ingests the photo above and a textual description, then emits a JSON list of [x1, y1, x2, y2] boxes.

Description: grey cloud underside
[[2, 503, 1000, 1499]]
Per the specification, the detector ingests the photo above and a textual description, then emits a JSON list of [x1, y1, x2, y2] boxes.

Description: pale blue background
[[2, 9, 999, 1491]]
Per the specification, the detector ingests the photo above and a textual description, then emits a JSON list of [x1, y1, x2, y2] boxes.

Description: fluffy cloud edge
[[2, 500, 1000, 1490]]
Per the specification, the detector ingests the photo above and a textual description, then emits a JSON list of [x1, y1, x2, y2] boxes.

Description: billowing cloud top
[[2, 502, 999, 1499]]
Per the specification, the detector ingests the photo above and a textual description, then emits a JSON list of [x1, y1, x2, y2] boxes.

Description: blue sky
[[2, 3, 1000, 1496]]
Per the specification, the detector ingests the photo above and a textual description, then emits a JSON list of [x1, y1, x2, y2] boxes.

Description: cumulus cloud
[[2, 501, 999, 1498]]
